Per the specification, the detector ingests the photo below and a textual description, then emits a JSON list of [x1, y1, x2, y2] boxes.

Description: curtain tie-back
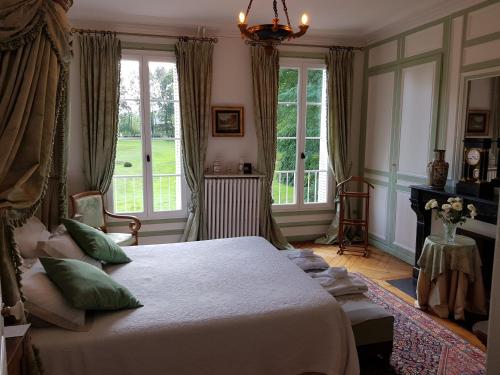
[[188, 191, 199, 213], [1, 300, 25, 322]]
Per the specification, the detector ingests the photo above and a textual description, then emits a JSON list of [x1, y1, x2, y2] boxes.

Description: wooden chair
[[70, 191, 141, 246], [337, 176, 374, 257]]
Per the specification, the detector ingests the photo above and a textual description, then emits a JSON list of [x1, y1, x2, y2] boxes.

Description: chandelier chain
[[273, 0, 278, 19], [280, 0, 292, 27], [245, 0, 254, 20]]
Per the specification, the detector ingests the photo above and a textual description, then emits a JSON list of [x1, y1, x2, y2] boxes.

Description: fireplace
[[409, 185, 497, 290]]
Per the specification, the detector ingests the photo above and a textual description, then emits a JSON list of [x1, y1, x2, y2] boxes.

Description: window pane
[[303, 171, 328, 204], [305, 139, 320, 170], [149, 61, 177, 101], [152, 139, 181, 211], [304, 68, 328, 205], [306, 104, 321, 137], [149, 61, 181, 212], [114, 60, 144, 213], [277, 103, 297, 137], [278, 68, 299, 102], [307, 69, 324, 103], [273, 139, 296, 205], [120, 60, 141, 100], [151, 101, 176, 138]]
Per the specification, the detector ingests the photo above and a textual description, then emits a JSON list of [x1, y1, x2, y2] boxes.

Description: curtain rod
[[71, 28, 218, 43], [282, 42, 364, 51], [70, 28, 361, 50]]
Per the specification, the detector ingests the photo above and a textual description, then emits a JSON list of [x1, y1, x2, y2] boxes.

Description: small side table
[[416, 235, 487, 320]]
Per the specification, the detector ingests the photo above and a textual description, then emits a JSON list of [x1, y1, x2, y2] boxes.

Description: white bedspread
[[31, 237, 359, 375]]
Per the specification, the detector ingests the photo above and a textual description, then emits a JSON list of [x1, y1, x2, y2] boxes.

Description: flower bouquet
[[424, 197, 477, 243]]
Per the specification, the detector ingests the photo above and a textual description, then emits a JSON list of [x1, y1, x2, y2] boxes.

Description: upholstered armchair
[[70, 191, 141, 246]]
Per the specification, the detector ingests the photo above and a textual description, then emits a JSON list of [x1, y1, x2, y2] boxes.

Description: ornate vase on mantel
[[427, 149, 449, 190]]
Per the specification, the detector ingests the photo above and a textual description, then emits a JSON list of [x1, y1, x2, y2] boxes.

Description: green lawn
[[114, 138, 179, 213], [113, 138, 296, 212]]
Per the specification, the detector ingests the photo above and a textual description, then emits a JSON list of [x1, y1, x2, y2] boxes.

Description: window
[[273, 60, 330, 209], [111, 52, 185, 217]]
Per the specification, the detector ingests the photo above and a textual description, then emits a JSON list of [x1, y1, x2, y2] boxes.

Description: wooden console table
[[409, 185, 498, 279]]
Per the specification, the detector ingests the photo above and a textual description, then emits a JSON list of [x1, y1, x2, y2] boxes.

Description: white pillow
[[38, 233, 102, 269], [13, 217, 50, 258], [22, 261, 88, 331]]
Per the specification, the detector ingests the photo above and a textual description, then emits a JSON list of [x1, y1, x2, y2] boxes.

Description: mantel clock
[[456, 138, 492, 197]]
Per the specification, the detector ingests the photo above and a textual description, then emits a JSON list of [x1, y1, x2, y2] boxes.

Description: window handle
[[146, 154, 151, 162], [300, 152, 306, 160]]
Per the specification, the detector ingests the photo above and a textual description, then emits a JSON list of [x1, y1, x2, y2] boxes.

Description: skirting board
[[369, 235, 415, 265]]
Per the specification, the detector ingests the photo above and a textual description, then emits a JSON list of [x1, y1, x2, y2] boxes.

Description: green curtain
[[250, 45, 290, 249], [175, 39, 214, 242], [0, 0, 72, 323], [315, 49, 354, 245], [79, 33, 121, 193]]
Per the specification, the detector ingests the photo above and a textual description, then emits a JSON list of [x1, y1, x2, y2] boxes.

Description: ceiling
[[69, 0, 483, 43]]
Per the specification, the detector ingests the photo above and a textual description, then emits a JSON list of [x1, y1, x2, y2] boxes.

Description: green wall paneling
[[359, 0, 500, 263]]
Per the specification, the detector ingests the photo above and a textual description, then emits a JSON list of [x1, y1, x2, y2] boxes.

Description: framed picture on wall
[[466, 109, 490, 136], [212, 106, 244, 137]]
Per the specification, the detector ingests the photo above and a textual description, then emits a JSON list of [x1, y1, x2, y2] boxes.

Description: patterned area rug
[[357, 274, 486, 375]]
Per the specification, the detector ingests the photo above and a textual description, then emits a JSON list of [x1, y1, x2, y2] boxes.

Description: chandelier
[[237, 0, 309, 47]]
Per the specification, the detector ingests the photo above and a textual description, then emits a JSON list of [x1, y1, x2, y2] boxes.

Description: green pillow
[[40, 257, 142, 310], [61, 218, 131, 264]]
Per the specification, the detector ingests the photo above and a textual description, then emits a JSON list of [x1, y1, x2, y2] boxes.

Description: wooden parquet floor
[[292, 242, 486, 351]]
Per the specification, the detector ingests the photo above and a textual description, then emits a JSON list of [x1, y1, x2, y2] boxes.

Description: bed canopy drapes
[[0, 0, 72, 323]]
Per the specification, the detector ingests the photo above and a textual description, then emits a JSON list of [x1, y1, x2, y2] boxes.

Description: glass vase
[[443, 222, 458, 243]]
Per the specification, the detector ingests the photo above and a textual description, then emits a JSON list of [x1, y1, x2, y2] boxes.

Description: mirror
[[464, 76, 500, 181]]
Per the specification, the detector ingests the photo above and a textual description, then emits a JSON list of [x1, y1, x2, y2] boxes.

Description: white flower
[[442, 204, 451, 212], [470, 209, 477, 219], [447, 197, 454, 203], [425, 199, 437, 210], [452, 202, 463, 211], [467, 204, 476, 212]]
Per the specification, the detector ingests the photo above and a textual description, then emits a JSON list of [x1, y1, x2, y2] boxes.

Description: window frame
[[107, 50, 188, 220], [272, 58, 334, 213]]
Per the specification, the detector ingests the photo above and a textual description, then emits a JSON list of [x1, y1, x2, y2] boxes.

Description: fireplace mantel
[[409, 185, 498, 278]]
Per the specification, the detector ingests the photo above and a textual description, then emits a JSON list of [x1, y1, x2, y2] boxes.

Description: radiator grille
[[204, 177, 262, 239]]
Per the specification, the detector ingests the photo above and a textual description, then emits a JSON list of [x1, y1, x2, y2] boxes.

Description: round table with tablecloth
[[416, 234, 487, 320]]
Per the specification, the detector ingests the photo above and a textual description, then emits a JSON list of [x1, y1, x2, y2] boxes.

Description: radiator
[[204, 175, 263, 239]]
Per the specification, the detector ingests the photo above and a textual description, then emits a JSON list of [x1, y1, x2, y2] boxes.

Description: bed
[[30, 236, 359, 375]]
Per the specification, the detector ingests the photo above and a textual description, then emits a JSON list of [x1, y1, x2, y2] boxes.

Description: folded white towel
[[292, 256, 329, 271], [285, 249, 315, 259], [310, 267, 348, 279], [313, 274, 368, 297], [279, 249, 329, 271]]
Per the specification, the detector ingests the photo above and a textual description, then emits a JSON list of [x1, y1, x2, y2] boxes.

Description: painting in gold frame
[[212, 106, 244, 137]]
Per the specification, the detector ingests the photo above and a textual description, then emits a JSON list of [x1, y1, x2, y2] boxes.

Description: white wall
[[207, 37, 257, 172], [468, 78, 492, 110]]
